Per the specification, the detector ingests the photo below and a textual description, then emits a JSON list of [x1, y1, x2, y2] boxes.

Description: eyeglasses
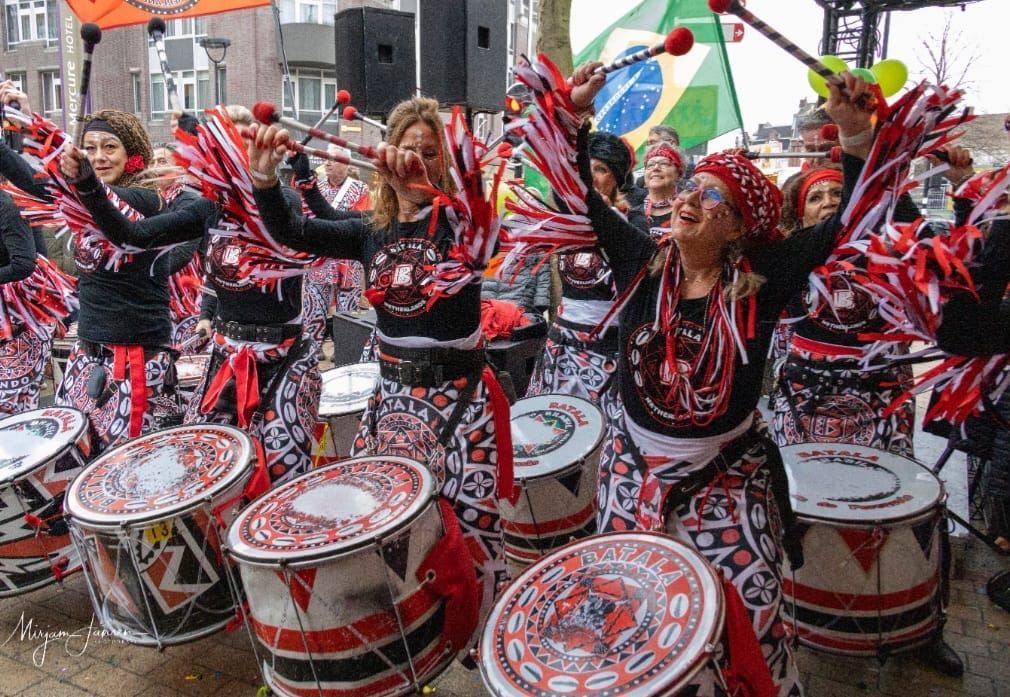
[[645, 157, 675, 170], [678, 179, 736, 211], [400, 146, 441, 162]]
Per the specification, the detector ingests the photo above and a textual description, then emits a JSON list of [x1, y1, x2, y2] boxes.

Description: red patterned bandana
[[694, 151, 783, 242], [645, 143, 683, 172]]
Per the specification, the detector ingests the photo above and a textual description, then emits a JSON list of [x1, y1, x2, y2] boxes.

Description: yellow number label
[[144, 520, 173, 545]]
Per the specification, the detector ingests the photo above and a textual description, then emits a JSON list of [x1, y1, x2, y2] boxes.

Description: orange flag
[[64, 0, 271, 30]]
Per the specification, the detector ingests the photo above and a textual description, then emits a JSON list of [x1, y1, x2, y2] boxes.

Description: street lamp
[[197, 37, 231, 106]]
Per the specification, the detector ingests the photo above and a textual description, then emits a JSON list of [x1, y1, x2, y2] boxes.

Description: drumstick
[[342, 106, 388, 134], [592, 27, 694, 76], [297, 89, 351, 147], [239, 125, 377, 172], [147, 19, 182, 114], [73, 23, 102, 148], [252, 101, 377, 158]]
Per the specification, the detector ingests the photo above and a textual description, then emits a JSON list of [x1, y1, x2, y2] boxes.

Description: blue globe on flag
[[595, 45, 663, 136]]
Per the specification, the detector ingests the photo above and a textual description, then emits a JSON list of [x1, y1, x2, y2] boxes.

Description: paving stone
[[68, 662, 150, 697], [15, 677, 100, 697], [0, 654, 46, 694]]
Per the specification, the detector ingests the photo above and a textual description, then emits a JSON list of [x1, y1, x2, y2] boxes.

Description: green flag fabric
[[573, 0, 744, 156]]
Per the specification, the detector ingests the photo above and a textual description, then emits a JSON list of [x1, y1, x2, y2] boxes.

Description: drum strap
[[719, 573, 777, 697]]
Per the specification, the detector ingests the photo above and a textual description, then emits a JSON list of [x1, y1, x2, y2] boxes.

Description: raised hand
[[569, 62, 606, 113], [246, 123, 289, 188]]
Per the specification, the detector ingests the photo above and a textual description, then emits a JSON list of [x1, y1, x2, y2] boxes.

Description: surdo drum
[[226, 455, 471, 697], [174, 353, 210, 401], [501, 395, 603, 564], [0, 407, 90, 595], [779, 444, 945, 655], [479, 533, 727, 696], [312, 362, 379, 464], [65, 424, 254, 647]]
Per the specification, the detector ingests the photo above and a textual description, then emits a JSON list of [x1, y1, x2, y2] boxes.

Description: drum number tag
[[144, 520, 174, 545]]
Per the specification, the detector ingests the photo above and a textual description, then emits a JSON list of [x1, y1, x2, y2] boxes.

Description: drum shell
[[499, 448, 600, 564], [233, 495, 454, 697], [67, 463, 251, 646], [0, 411, 91, 596], [313, 409, 366, 463], [49, 323, 77, 383], [782, 504, 943, 656]]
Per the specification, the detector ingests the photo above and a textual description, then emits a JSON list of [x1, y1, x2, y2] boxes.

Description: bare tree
[[536, 0, 573, 75], [914, 13, 980, 91]]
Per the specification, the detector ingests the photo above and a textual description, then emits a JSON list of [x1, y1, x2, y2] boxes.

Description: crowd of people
[[1, 37, 1009, 697]]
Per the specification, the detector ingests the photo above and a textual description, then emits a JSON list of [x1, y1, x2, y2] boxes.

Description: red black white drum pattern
[[779, 444, 944, 655], [501, 395, 603, 563], [65, 424, 253, 647], [226, 456, 459, 697], [312, 362, 379, 466], [0, 326, 54, 415], [0, 407, 90, 595], [479, 532, 725, 697], [525, 324, 618, 404]]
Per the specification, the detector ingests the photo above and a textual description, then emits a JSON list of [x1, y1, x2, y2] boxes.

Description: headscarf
[[83, 109, 153, 184], [645, 143, 684, 173], [797, 168, 843, 211], [693, 151, 783, 242]]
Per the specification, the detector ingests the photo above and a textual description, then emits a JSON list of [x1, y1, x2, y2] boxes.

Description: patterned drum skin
[[65, 424, 253, 646], [501, 395, 604, 564], [479, 532, 725, 697], [174, 354, 210, 392], [0, 407, 90, 595], [226, 456, 454, 697], [779, 444, 945, 655], [312, 362, 380, 465]]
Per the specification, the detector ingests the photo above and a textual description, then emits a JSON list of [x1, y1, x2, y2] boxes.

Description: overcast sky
[[570, 0, 1007, 143]]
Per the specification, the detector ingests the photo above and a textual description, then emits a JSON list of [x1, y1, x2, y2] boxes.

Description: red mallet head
[[252, 102, 280, 125], [496, 142, 514, 159], [819, 124, 839, 142], [708, 0, 734, 14], [664, 27, 694, 57], [336, 90, 351, 105], [342, 106, 359, 121]]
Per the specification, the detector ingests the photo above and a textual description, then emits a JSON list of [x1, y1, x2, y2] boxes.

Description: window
[[215, 66, 227, 105], [281, 69, 337, 120], [4, 0, 56, 46], [150, 69, 209, 117], [163, 17, 207, 38], [3, 71, 26, 91], [40, 70, 60, 116], [279, 0, 336, 25], [131, 73, 142, 114]]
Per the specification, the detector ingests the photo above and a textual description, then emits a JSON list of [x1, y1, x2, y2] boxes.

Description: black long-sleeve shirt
[[0, 191, 36, 284]]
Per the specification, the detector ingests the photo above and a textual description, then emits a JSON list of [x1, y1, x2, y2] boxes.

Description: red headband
[[797, 169, 843, 211], [645, 143, 683, 171], [693, 151, 783, 242]]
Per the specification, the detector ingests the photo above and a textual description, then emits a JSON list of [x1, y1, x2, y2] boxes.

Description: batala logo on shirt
[[368, 239, 439, 318]]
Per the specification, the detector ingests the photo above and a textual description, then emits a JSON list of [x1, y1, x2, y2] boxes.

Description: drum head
[[65, 424, 253, 525], [0, 408, 87, 484], [510, 395, 605, 479], [480, 532, 723, 697], [175, 355, 210, 386], [780, 444, 943, 523], [318, 362, 380, 417], [227, 455, 435, 565]]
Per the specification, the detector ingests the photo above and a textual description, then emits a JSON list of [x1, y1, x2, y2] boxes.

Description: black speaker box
[[418, 0, 508, 112], [334, 7, 416, 117]]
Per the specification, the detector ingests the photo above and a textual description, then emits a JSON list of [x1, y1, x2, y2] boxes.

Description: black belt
[[77, 339, 163, 361], [782, 354, 898, 390], [213, 319, 301, 344], [548, 321, 619, 354], [377, 342, 485, 387]]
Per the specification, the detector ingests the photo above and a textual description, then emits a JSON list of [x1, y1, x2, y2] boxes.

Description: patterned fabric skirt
[[302, 274, 332, 345], [54, 343, 181, 454], [770, 338, 915, 457], [333, 259, 364, 313], [0, 326, 53, 416], [524, 323, 618, 403], [184, 336, 321, 487], [597, 393, 802, 697], [351, 374, 507, 656]]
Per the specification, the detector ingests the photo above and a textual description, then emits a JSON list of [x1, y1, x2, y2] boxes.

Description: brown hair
[[779, 164, 843, 233], [83, 109, 153, 188], [371, 97, 454, 231]]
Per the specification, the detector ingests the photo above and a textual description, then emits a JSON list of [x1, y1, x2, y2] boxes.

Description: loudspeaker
[[334, 7, 416, 117], [330, 310, 376, 366], [418, 0, 508, 112]]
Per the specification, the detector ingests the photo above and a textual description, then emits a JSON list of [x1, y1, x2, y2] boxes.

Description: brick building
[[1, 0, 537, 146]]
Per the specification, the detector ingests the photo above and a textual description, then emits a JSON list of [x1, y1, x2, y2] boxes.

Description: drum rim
[[318, 361, 380, 417], [780, 443, 946, 525], [510, 394, 606, 479], [479, 530, 726, 697], [64, 423, 255, 526], [0, 406, 89, 486], [226, 454, 436, 566]]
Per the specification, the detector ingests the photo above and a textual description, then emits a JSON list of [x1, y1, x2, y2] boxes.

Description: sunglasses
[[678, 179, 736, 212]]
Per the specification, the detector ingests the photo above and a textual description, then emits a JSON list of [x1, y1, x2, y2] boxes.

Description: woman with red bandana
[[637, 141, 684, 237]]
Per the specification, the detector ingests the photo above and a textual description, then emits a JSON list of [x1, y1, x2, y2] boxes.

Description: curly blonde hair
[[371, 97, 454, 231]]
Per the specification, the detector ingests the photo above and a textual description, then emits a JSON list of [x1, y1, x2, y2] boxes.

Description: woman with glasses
[[638, 142, 683, 237], [245, 96, 512, 656], [524, 131, 647, 403], [508, 61, 879, 695]]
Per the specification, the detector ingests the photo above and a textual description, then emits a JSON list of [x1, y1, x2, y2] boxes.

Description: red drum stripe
[[783, 575, 939, 612], [501, 499, 596, 535], [797, 620, 936, 655]]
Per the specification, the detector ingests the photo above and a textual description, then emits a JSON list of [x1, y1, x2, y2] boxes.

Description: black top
[[253, 183, 481, 343], [586, 152, 863, 438], [0, 191, 36, 284], [558, 207, 649, 307], [76, 182, 307, 326]]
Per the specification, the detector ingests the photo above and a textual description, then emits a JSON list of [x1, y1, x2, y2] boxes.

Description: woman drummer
[[245, 96, 512, 648], [545, 64, 879, 695]]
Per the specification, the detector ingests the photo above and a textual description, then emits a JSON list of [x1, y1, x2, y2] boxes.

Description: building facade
[[2, 0, 535, 146]]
